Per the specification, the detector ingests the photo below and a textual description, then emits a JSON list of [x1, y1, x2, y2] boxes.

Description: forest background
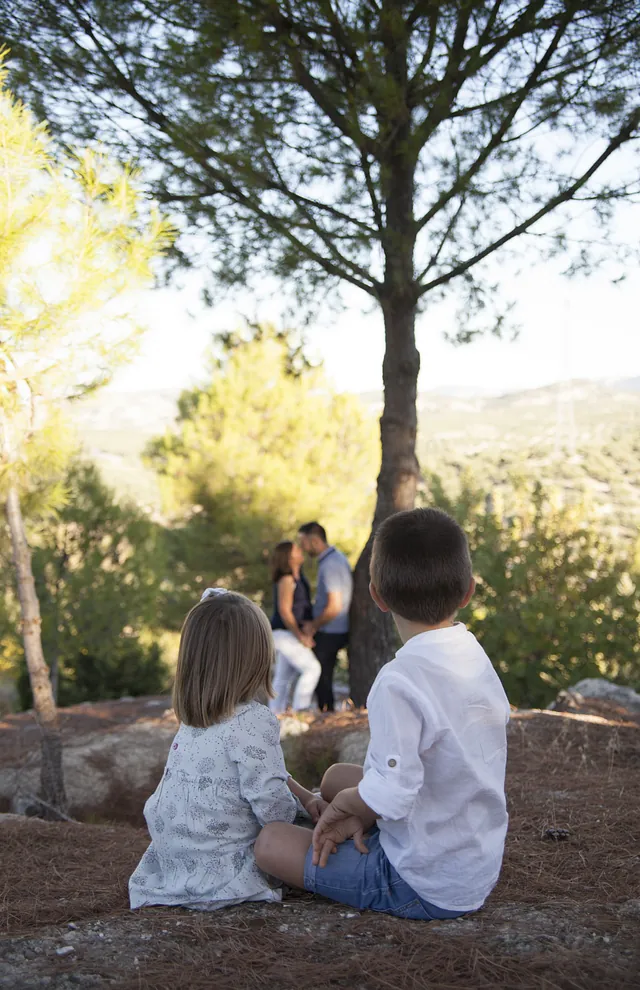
[[1, 335, 639, 714], [1, 1, 639, 725]]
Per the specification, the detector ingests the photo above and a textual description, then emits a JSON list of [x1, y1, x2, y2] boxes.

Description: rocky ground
[[0, 698, 639, 989]]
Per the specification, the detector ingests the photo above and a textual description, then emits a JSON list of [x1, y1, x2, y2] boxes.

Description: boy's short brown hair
[[370, 508, 472, 625], [173, 592, 274, 727]]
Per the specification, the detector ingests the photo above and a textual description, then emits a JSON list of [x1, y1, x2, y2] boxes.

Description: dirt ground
[[0, 705, 639, 990]]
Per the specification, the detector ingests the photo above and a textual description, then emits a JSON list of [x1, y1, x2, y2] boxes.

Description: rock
[[565, 678, 640, 713], [0, 721, 176, 814], [0, 679, 18, 715], [618, 899, 640, 920], [279, 717, 310, 739], [279, 717, 310, 765], [338, 729, 370, 766], [542, 827, 571, 842], [0, 712, 317, 819], [9, 794, 44, 817]]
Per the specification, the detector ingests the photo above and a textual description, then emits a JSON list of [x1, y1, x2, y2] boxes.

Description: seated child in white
[[253, 508, 511, 920], [129, 588, 325, 911]]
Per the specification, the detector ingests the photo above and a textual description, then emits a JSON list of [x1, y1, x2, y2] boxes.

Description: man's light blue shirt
[[313, 546, 353, 635]]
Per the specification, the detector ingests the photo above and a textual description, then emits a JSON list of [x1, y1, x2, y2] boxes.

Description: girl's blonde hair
[[172, 592, 274, 727]]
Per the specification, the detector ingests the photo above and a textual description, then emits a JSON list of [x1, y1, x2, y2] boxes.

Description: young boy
[[255, 508, 510, 920]]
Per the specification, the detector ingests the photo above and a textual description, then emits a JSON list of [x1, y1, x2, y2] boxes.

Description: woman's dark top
[[271, 572, 313, 631]]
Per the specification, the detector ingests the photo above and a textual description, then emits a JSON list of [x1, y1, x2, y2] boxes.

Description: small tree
[[10, 461, 169, 708], [5, 3, 639, 699], [0, 62, 172, 813], [146, 325, 379, 621]]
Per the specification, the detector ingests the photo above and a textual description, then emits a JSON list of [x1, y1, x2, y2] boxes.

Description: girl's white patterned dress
[[129, 701, 297, 910]]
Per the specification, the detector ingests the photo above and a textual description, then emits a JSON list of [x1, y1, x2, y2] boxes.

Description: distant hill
[[615, 377, 640, 393], [68, 380, 640, 530], [66, 389, 181, 507], [70, 388, 182, 434], [407, 381, 640, 537]]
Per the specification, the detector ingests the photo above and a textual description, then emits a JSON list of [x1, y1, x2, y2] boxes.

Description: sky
[[111, 221, 640, 399]]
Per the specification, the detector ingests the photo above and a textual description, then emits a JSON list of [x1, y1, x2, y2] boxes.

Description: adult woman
[[269, 541, 321, 714]]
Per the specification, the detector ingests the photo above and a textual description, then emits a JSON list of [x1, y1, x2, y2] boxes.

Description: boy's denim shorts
[[303, 827, 466, 921]]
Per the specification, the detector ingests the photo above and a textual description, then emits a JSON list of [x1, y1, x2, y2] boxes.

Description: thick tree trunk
[[5, 485, 67, 812], [348, 294, 420, 705], [348, 12, 420, 705], [50, 654, 59, 704]]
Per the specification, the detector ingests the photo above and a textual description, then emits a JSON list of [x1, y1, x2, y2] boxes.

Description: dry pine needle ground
[[0, 710, 639, 990]]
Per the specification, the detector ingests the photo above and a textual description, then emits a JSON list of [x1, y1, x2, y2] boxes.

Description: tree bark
[[5, 485, 67, 813], [348, 10, 420, 705], [50, 654, 59, 705], [348, 294, 420, 705]]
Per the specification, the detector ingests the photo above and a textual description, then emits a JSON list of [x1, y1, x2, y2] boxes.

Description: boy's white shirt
[[358, 623, 510, 912]]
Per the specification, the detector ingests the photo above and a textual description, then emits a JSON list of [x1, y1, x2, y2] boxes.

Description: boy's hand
[[312, 803, 368, 868], [304, 794, 329, 824]]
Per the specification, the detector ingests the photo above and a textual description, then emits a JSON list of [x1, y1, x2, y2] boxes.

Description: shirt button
[[387, 758, 397, 768]]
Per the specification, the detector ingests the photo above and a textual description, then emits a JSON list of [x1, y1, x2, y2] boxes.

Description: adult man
[[297, 522, 353, 712]]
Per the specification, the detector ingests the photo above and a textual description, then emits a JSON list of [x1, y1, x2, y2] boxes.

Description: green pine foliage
[[0, 50, 174, 509], [0, 59, 173, 715], [7, 462, 169, 707], [145, 326, 380, 623]]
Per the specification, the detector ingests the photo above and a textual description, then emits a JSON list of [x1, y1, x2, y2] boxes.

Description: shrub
[[422, 474, 640, 708]]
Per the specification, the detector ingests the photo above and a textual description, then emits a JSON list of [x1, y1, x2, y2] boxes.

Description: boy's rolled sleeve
[[357, 673, 434, 822]]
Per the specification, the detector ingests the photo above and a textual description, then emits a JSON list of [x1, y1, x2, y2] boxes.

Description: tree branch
[[407, 5, 439, 93], [409, 2, 472, 147], [360, 151, 384, 233], [266, 7, 376, 156], [416, 10, 575, 233], [411, 0, 551, 140], [65, 10, 379, 294], [255, 138, 377, 281], [416, 195, 467, 283], [417, 108, 640, 297]]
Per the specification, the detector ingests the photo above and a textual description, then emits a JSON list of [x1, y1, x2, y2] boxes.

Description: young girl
[[269, 540, 321, 713], [129, 588, 325, 911]]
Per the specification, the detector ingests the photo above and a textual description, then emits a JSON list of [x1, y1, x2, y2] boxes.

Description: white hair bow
[[200, 587, 229, 602]]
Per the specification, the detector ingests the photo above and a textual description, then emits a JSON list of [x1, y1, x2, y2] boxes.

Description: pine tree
[[0, 58, 173, 813], [4, 4, 638, 697], [147, 325, 379, 623]]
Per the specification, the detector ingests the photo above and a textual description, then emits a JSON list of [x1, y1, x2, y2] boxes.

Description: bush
[[17, 641, 167, 708], [422, 474, 640, 708], [146, 325, 379, 623], [1, 460, 169, 708]]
